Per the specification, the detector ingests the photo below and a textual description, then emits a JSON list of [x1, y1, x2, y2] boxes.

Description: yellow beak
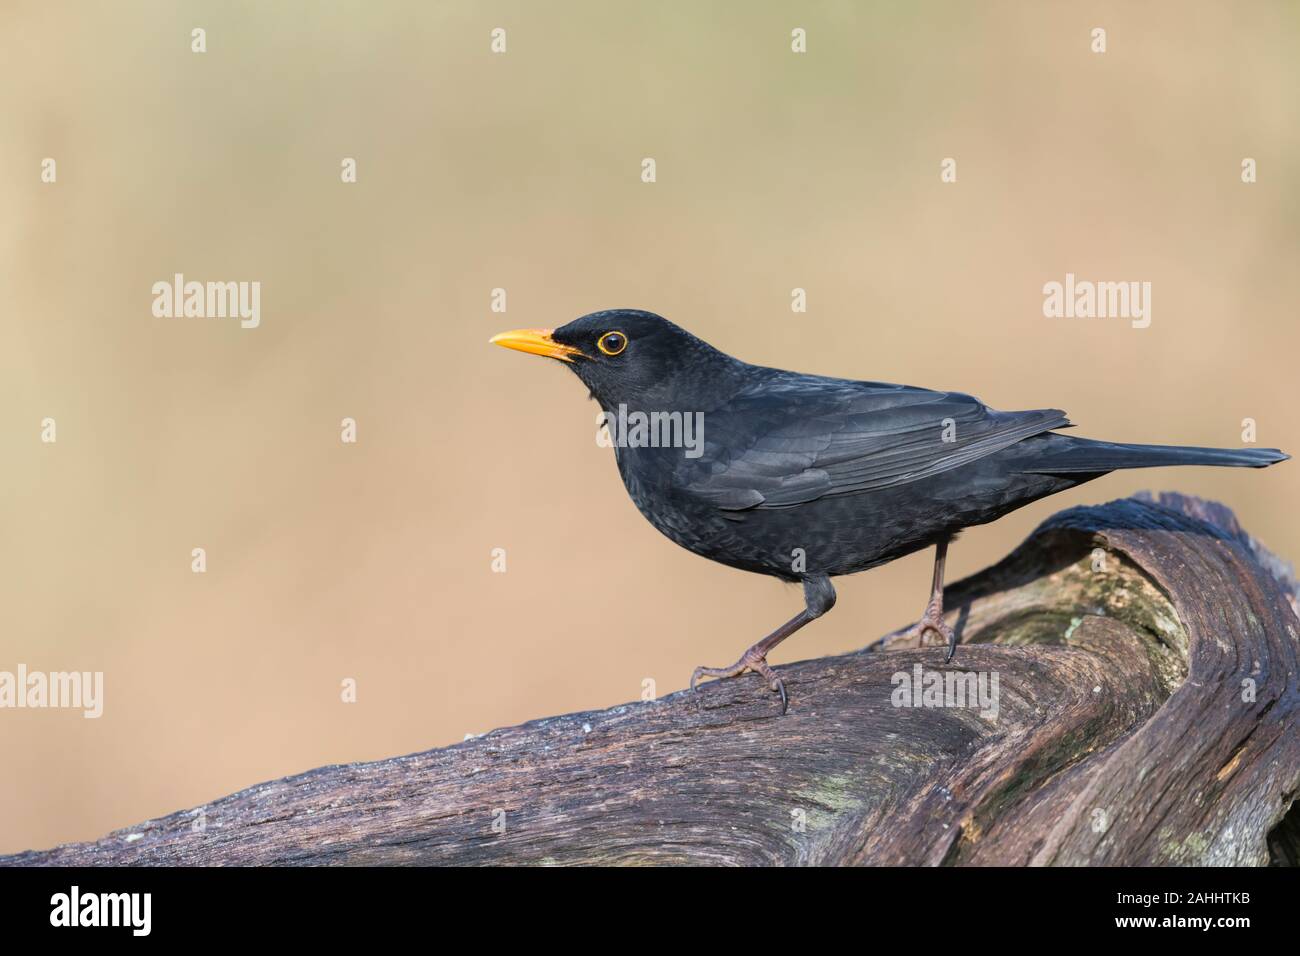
[[489, 328, 585, 363]]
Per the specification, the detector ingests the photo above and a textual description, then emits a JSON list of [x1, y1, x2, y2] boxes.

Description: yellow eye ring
[[597, 331, 628, 356]]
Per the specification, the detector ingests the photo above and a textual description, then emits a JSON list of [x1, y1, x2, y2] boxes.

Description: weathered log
[[5, 493, 1297, 866]]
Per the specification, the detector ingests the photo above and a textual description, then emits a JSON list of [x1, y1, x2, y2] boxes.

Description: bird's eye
[[597, 331, 627, 356]]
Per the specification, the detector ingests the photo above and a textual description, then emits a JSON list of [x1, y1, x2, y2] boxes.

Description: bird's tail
[[1023, 436, 1289, 474]]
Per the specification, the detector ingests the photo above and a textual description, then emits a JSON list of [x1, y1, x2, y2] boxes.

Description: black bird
[[491, 310, 1287, 712]]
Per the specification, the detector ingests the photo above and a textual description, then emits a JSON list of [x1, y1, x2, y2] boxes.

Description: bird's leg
[[690, 575, 836, 715], [904, 537, 957, 662]]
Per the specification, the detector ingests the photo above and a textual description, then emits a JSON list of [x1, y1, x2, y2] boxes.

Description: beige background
[[1, 1, 1296, 855]]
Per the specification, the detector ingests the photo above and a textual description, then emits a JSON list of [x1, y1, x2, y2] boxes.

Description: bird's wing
[[677, 377, 1069, 511]]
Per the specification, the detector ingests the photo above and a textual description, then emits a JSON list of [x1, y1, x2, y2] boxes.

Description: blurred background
[[1, 1, 1296, 855]]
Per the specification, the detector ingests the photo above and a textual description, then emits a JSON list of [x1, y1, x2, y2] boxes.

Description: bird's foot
[[905, 599, 958, 662], [691, 647, 788, 715]]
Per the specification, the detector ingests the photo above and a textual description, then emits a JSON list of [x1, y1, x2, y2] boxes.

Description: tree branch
[[7, 493, 1298, 866]]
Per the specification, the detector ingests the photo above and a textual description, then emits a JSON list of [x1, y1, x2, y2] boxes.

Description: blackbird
[[491, 310, 1288, 713]]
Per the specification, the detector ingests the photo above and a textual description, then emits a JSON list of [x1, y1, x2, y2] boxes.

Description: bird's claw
[[690, 651, 788, 714], [906, 601, 958, 662]]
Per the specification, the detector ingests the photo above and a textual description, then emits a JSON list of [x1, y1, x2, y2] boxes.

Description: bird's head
[[490, 309, 742, 411]]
